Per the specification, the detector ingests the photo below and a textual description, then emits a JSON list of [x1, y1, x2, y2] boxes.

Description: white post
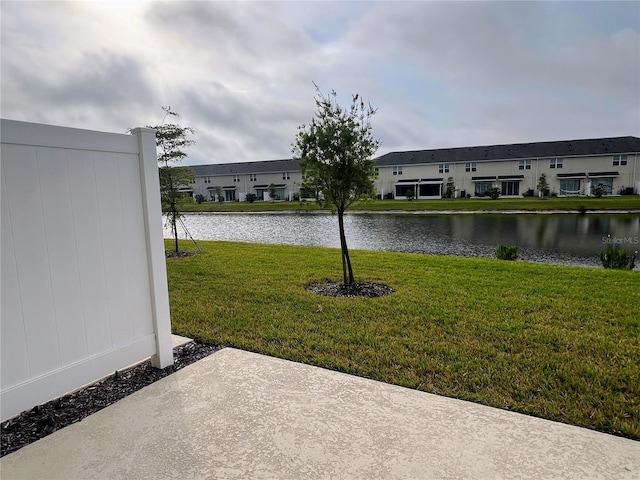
[[131, 127, 174, 369]]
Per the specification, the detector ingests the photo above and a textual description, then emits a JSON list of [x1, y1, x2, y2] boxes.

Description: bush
[[522, 189, 534, 198], [406, 189, 415, 201], [194, 194, 205, 204], [245, 193, 257, 203], [591, 183, 607, 198], [496, 245, 518, 261], [598, 249, 636, 270], [487, 187, 501, 200]]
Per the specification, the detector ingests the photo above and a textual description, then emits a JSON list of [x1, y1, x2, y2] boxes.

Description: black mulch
[[1, 341, 222, 458], [306, 280, 394, 298], [165, 250, 199, 258]]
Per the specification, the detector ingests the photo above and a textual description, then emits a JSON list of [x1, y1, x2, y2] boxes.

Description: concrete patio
[[1, 346, 638, 479]]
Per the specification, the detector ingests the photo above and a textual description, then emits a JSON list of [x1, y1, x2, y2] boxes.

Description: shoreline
[[183, 209, 640, 215]]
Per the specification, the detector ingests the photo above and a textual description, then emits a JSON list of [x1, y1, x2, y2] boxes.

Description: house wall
[[193, 170, 303, 201], [375, 153, 639, 199], [1, 119, 173, 421]]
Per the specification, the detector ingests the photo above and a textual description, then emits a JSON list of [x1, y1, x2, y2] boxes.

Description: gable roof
[[190, 158, 300, 176], [374, 136, 640, 166], [187, 136, 640, 175]]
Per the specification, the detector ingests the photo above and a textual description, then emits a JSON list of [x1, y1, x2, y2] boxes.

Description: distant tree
[[268, 183, 277, 201], [147, 106, 195, 253], [292, 85, 380, 285], [214, 186, 224, 202], [537, 173, 550, 198], [445, 177, 455, 199]]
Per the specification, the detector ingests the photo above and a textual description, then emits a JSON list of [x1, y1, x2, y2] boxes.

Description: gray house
[[189, 159, 301, 201], [188, 136, 640, 201]]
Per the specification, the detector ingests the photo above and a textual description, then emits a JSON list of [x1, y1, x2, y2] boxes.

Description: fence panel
[[1, 119, 172, 421]]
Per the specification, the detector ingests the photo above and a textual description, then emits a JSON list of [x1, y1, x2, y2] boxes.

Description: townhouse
[[187, 136, 640, 201]]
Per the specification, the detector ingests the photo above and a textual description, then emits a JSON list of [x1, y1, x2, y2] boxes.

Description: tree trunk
[[337, 209, 354, 284], [171, 201, 179, 253], [168, 171, 179, 253]]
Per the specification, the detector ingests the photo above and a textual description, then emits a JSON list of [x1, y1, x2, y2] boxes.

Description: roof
[[374, 136, 640, 167], [187, 136, 640, 175], [190, 159, 300, 176]]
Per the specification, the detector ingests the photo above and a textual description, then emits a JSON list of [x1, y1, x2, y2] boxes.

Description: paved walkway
[[1, 347, 638, 479]]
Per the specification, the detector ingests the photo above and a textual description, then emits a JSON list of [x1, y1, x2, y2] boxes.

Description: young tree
[[445, 177, 455, 199], [537, 173, 550, 199], [268, 183, 277, 201], [292, 86, 380, 285], [148, 106, 195, 253]]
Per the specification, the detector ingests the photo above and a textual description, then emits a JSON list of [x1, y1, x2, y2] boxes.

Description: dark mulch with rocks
[[165, 250, 199, 258], [1, 341, 222, 458], [306, 280, 394, 298]]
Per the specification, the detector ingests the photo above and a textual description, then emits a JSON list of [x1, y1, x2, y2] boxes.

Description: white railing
[[1, 119, 173, 421]]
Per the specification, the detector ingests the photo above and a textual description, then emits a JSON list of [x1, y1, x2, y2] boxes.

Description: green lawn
[[166, 240, 640, 439], [182, 195, 640, 213]]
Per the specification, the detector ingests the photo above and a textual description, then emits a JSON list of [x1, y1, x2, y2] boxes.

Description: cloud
[[1, 1, 638, 165]]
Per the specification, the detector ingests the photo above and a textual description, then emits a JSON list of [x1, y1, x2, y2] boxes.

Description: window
[[519, 160, 531, 170], [392, 166, 403, 176], [439, 164, 450, 173], [613, 155, 627, 166], [474, 181, 492, 196], [501, 181, 520, 196], [233, 175, 240, 182], [204, 177, 211, 184], [395, 184, 415, 197], [283, 172, 290, 180], [249, 174, 257, 182], [560, 179, 581, 196], [465, 163, 476, 172], [373, 167, 379, 178], [549, 158, 563, 169]]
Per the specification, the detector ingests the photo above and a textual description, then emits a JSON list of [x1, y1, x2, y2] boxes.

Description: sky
[[1, 0, 639, 166]]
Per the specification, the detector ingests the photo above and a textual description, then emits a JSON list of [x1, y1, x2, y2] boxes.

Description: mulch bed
[[165, 250, 199, 258], [306, 280, 394, 298], [1, 341, 222, 458]]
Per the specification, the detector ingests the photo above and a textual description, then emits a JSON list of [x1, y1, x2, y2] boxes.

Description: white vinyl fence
[[1, 119, 173, 421]]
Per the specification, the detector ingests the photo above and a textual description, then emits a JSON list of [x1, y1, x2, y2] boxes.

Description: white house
[[187, 136, 640, 201]]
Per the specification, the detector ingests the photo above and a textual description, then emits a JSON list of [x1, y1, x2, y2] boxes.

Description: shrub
[[522, 189, 534, 198], [591, 183, 607, 198], [487, 187, 501, 200], [598, 249, 636, 270], [406, 189, 415, 201], [194, 194, 205, 204], [245, 193, 257, 203], [496, 245, 518, 260]]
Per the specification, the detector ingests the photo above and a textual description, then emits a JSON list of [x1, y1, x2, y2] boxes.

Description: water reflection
[[167, 213, 640, 267]]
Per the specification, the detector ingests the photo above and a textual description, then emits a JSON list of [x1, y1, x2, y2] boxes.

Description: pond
[[165, 212, 640, 268]]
